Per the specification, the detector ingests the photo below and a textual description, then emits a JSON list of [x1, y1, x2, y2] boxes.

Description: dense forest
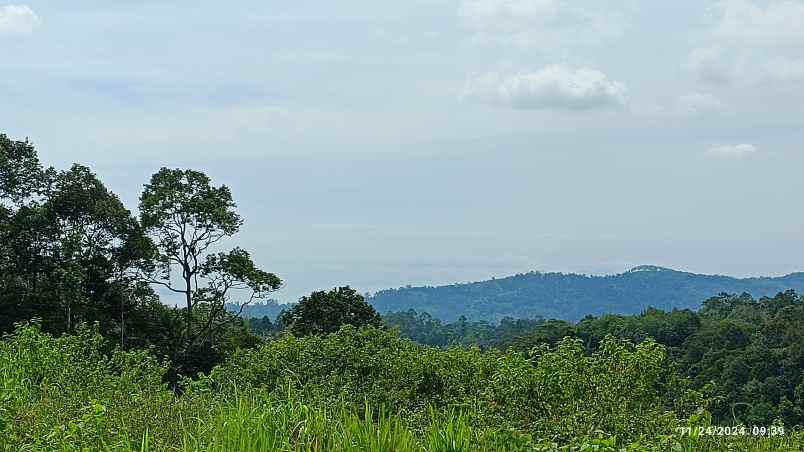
[[368, 265, 804, 322], [383, 290, 804, 427], [2, 134, 803, 451]]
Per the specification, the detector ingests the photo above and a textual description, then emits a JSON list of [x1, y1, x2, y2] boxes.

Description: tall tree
[[281, 286, 382, 336], [45, 164, 148, 333], [0, 134, 51, 208], [139, 168, 281, 349], [0, 136, 164, 345]]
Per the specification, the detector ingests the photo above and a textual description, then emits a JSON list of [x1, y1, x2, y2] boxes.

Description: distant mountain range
[[228, 300, 287, 320], [366, 266, 804, 322]]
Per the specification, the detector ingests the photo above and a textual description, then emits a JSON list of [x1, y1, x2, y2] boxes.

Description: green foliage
[[280, 286, 382, 337], [383, 310, 548, 348], [138, 167, 280, 376], [0, 322, 173, 450], [195, 325, 676, 443], [2, 323, 801, 451], [1, 136, 269, 382], [391, 291, 804, 428], [0, 134, 50, 205], [0, 139, 173, 354], [678, 291, 804, 426], [245, 316, 277, 338], [139, 168, 242, 237]]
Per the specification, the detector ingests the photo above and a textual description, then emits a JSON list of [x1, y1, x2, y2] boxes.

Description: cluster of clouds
[[456, 0, 804, 159], [458, 0, 627, 112], [6, 0, 798, 162], [687, 0, 804, 84], [458, 1, 804, 107], [678, 0, 804, 158], [461, 66, 627, 111], [0, 4, 39, 36]]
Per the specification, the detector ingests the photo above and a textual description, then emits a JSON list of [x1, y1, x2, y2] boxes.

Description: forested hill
[[367, 265, 804, 322], [227, 300, 287, 319]]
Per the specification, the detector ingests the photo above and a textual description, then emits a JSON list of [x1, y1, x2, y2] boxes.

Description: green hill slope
[[368, 266, 804, 322]]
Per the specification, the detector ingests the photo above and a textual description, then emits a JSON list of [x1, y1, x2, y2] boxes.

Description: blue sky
[[2, 1, 804, 302]]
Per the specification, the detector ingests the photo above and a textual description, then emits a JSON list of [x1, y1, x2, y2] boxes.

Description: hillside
[[367, 265, 804, 322], [227, 300, 288, 319]]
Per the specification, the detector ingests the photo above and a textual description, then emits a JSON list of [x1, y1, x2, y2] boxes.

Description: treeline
[[383, 311, 549, 348], [0, 134, 291, 378], [0, 134, 385, 379], [384, 290, 804, 427]]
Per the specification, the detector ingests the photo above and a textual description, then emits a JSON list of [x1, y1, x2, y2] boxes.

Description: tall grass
[[2, 323, 803, 451], [20, 395, 797, 452]]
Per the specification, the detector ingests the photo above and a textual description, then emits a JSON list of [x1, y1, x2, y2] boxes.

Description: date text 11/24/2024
[[677, 426, 785, 437]]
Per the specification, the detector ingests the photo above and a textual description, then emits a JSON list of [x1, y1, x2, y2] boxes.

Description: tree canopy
[[280, 286, 382, 336], [138, 167, 281, 374], [0, 136, 279, 377]]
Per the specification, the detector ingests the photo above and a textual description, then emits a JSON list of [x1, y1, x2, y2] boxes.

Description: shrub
[[196, 326, 678, 442]]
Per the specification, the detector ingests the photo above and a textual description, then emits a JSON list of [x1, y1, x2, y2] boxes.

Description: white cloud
[[689, 1, 804, 84], [0, 4, 39, 36], [458, 0, 624, 49], [461, 65, 627, 111], [677, 92, 725, 115], [707, 143, 757, 158]]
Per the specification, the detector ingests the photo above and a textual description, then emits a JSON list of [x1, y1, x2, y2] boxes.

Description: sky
[[2, 0, 804, 303]]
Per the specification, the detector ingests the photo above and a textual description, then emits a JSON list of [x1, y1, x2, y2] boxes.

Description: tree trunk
[[185, 273, 193, 341], [120, 294, 125, 348], [65, 294, 71, 333]]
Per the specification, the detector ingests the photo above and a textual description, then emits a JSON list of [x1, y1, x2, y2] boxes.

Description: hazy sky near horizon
[[2, 0, 804, 302]]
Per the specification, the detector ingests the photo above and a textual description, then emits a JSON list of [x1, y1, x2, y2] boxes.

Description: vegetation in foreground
[[384, 290, 804, 428], [1, 323, 802, 451]]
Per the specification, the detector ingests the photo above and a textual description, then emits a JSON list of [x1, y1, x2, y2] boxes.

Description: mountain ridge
[[367, 266, 804, 323]]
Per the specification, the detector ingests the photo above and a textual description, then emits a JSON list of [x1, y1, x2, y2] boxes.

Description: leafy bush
[[2, 322, 801, 451], [196, 325, 678, 442], [0, 322, 175, 449]]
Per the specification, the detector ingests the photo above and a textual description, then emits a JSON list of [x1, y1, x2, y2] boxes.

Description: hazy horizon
[[3, 1, 804, 303]]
